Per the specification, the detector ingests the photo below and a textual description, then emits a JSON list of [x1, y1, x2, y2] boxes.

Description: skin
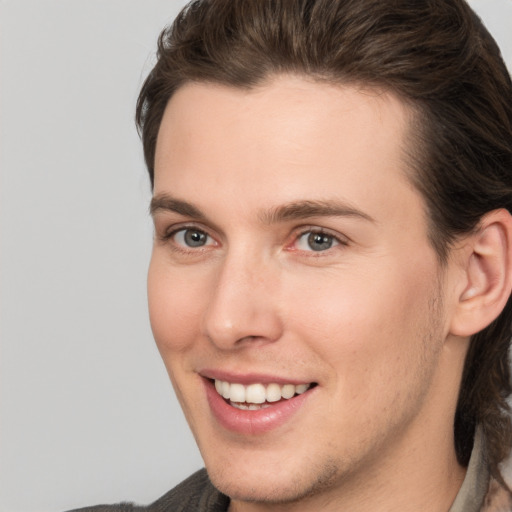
[[148, 76, 470, 511]]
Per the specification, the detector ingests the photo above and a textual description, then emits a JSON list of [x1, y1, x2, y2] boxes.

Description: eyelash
[[291, 227, 348, 254], [159, 224, 348, 255], [159, 225, 215, 252]]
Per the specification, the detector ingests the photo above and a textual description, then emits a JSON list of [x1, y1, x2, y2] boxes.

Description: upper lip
[[199, 368, 314, 386]]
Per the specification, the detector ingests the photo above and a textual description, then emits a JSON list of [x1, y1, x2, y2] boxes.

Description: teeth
[[221, 381, 230, 399], [281, 384, 295, 399], [246, 383, 266, 404], [266, 383, 282, 402], [295, 384, 309, 394], [231, 402, 272, 410], [229, 383, 246, 402], [214, 380, 312, 405]]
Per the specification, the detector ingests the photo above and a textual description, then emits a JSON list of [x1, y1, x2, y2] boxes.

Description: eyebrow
[[150, 194, 375, 224], [150, 195, 206, 220], [259, 199, 375, 224]]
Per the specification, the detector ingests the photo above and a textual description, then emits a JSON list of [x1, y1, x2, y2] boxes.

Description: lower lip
[[204, 379, 314, 435]]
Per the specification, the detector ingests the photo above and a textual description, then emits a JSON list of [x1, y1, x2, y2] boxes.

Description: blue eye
[[173, 228, 212, 248], [297, 231, 339, 252]]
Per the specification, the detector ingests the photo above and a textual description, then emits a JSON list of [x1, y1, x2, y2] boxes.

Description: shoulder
[[482, 478, 512, 512], [482, 456, 512, 512], [66, 469, 229, 512]]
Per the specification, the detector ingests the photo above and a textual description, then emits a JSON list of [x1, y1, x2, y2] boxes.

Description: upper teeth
[[214, 380, 311, 404]]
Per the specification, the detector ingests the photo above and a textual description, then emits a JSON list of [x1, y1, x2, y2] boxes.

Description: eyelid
[[158, 222, 218, 248], [288, 226, 350, 252], [156, 221, 349, 253]]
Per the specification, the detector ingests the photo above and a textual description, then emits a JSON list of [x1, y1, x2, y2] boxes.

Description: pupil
[[308, 232, 333, 251], [185, 230, 206, 247]]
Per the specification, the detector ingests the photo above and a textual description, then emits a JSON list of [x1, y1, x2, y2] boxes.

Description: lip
[[202, 377, 316, 435], [200, 369, 312, 386]]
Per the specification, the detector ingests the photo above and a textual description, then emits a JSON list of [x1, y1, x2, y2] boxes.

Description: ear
[[449, 208, 512, 337]]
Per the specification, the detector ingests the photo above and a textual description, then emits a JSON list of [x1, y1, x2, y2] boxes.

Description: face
[[149, 76, 457, 507]]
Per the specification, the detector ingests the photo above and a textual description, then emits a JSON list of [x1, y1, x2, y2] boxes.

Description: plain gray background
[[1, 1, 511, 511]]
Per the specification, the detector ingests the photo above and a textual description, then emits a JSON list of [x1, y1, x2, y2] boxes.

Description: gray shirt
[[450, 428, 489, 512]]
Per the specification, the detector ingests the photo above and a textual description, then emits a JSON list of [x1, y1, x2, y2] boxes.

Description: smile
[[214, 379, 312, 410], [203, 373, 317, 434]]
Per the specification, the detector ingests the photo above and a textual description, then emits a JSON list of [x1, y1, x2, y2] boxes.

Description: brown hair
[[136, 0, 512, 487]]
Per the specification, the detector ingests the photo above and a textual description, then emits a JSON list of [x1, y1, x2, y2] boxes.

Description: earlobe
[[450, 209, 512, 337]]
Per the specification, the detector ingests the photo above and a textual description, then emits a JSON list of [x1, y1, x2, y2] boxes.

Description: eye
[[296, 230, 340, 252], [172, 228, 213, 248]]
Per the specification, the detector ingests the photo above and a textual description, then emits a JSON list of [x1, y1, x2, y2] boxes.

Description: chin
[[205, 456, 341, 505]]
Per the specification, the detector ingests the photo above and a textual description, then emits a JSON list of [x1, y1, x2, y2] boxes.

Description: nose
[[202, 252, 283, 350]]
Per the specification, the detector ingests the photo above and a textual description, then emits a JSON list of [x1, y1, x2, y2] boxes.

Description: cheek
[[286, 261, 442, 393], [147, 254, 208, 355]]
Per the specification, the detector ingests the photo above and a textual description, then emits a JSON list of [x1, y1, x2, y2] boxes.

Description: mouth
[[201, 371, 318, 434], [212, 378, 316, 410]]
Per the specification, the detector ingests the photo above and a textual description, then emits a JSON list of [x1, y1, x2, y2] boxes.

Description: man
[[73, 0, 512, 510]]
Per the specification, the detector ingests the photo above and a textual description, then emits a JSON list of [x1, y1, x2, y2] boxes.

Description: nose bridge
[[202, 245, 282, 349]]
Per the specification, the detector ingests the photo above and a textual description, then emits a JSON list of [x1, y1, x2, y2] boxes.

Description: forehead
[[156, 76, 412, 164], [154, 75, 421, 227]]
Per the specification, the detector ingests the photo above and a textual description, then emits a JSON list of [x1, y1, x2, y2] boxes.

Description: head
[[137, 0, 512, 501]]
